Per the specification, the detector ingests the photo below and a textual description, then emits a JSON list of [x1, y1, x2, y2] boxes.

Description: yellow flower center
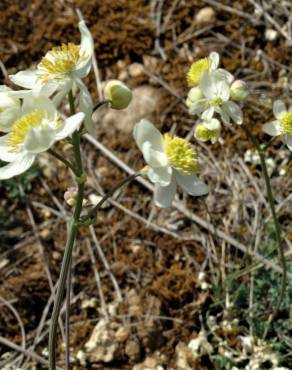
[[187, 58, 210, 87], [195, 125, 217, 141], [163, 134, 199, 175], [37, 43, 86, 82], [279, 112, 292, 134], [8, 110, 43, 152], [210, 97, 223, 106], [0, 107, 4, 113]]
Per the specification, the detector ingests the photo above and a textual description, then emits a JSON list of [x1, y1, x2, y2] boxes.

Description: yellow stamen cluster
[[163, 134, 199, 175], [8, 110, 43, 152], [37, 43, 85, 81], [187, 58, 210, 87], [210, 97, 223, 106], [195, 125, 217, 142], [279, 112, 292, 135]]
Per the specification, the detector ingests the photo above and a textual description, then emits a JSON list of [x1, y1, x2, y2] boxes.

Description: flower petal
[[75, 21, 94, 79], [188, 99, 208, 116], [273, 100, 286, 119], [133, 119, 163, 152], [76, 79, 94, 134], [262, 121, 281, 136], [223, 101, 243, 124], [0, 134, 20, 162], [0, 153, 35, 180], [175, 171, 209, 196], [142, 141, 168, 168], [22, 95, 57, 119], [200, 71, 230, 101], [202, 106, 215, 120], [282, 134, 292, 151], [154, 179, 176, 208], [55, 112, 85, 141], [147, 165, 172, 186], [208, 52, 219, 70], [9, 70, 38, 89], [24, 126, 56, 153]]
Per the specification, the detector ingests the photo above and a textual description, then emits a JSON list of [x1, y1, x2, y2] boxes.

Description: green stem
[[48, 91, 85, 370], [242, 126, 287, 315]]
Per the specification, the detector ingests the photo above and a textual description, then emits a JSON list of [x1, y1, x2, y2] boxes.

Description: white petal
[[133, 119, 163, 152], [188, 99, 208, 116], [200, 71, 230, 101], [216, 106, 230, 125], [273, 100, 286, 119], [175, 171, 209, 196], [262, 121, 281, 136], [142, 141, 168, 168], [75, 21, 94, 78], [9, 70, 38, 89], [24, 126, 56, 153], [154, 179, 176, 208], [147, 165, 172, 186], [76, 79, 94, 134], [202, 106, 215, 120], [223, 101, 243, 124], [204, 118, 221, 131], [0, 153, 35, 180], [0, 108, 20, 132], [283, 135, 292, 151], [0, 135, 20, 162], [55, 112, 85, 141], [208, 52, 219, 70], [216, 68, 234, 84], [22, 95, 57, 119]]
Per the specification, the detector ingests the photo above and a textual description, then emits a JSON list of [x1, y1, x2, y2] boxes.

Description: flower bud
[[194, 119, 221, 143], [230, 80, 248, 101], [104, 80, 132, 110], [0, 86, 21, 132], [64, 187, 78, 207], [186, 87, 204, 108]]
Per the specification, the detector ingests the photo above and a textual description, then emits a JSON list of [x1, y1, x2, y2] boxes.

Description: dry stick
[[84, 133, 292, 279], [89, 226, 123, 303], [0, 336, 63, 370], [86, 239, 109, 320], [0, 296, 26, 367]]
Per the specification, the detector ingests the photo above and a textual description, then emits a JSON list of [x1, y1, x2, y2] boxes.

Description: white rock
[[95, 86, 161, 134], [265, 28, 278, 41], [195, 7, 216, 24]]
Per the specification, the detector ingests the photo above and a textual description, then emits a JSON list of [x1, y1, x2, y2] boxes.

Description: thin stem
[[93, 100, 108, 111], [65, 259, 72, 370], [82, 173, 140, 224], [242, 126, 287, 318], [48, 149, 78, 176], [48, 91, 85, 370]]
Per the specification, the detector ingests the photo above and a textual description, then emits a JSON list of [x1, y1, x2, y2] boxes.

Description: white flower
[[104, 80, 132, 110], [263, 100, 292, 151], [194, 118, 221, 143], [9, 21, 94, 133], [133, 119, 208, 208], [0, 86, 21, 132], [0, 96, 84, 180], [189, 71, 243, 125], [186, 86, 204, 109], [187, 51, 233, 87]]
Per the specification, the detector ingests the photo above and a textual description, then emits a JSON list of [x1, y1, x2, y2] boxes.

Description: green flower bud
[[104, 80, 132, 110], [230, 80, 248, 101]]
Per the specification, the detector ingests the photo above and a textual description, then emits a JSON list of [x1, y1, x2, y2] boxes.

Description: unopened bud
[[194, 119, 221, 143], [64, 187, 78, 207], [186, 87, 204, 108], [230, 80, 248, 101], [104, 80, 132, 110]]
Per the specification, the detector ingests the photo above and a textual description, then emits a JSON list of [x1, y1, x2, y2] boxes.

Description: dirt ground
[[0, 0, 291, 369]]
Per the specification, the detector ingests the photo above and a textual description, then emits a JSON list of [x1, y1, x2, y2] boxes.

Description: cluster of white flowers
[[0, 22, 132, 181], [185, 52, 292, 152]]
